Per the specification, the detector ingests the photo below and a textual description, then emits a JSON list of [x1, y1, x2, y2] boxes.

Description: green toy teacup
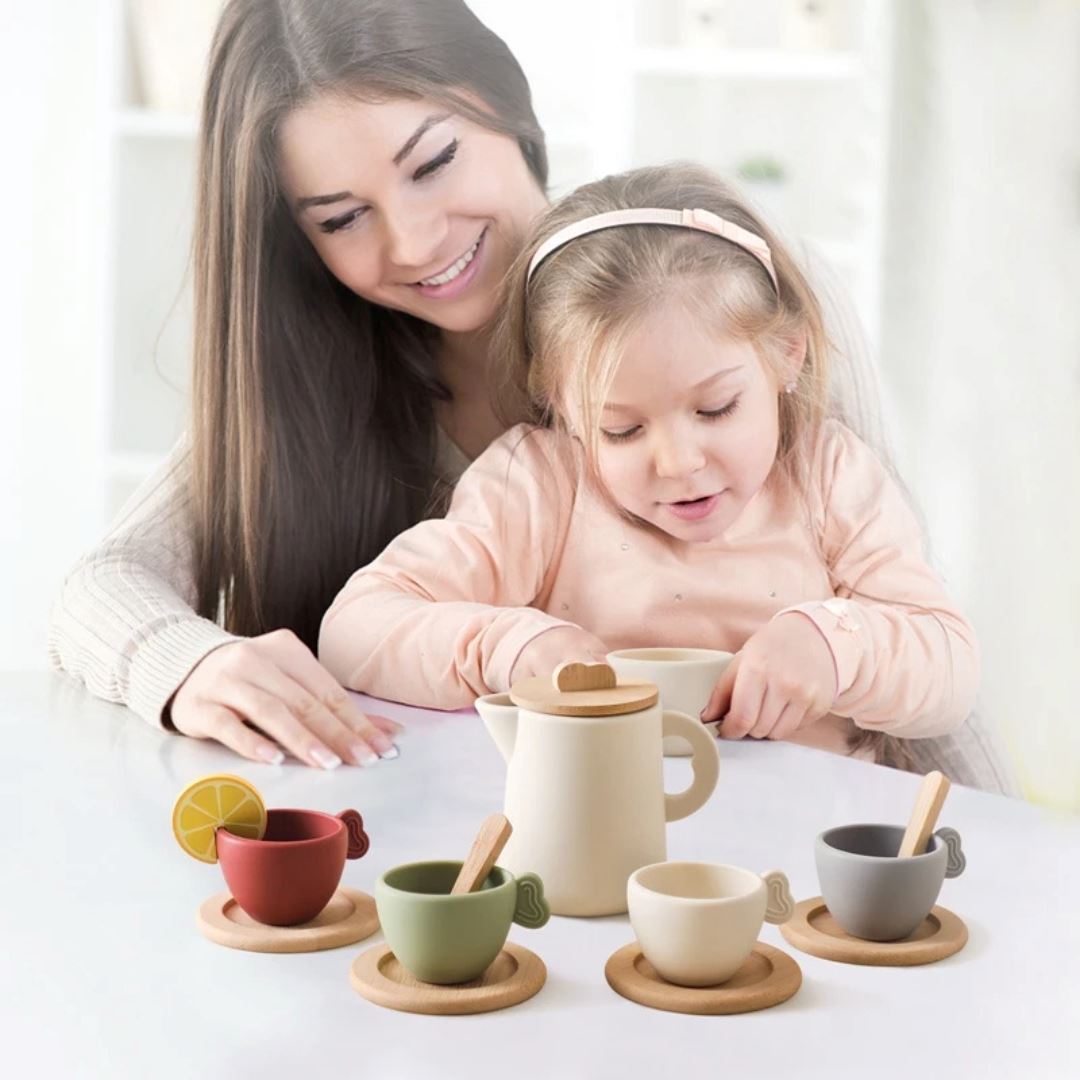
[[375, 860, 550, 985]]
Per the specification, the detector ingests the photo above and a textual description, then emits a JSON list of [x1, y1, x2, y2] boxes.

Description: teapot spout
[[475, 693, 518, 763]]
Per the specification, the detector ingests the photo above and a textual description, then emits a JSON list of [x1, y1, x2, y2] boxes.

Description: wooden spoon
[[897, 770, 951, 857], [450, 813, 514, 894]]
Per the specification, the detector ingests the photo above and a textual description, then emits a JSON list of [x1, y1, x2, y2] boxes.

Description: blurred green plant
[[736, 155, 787, 183]]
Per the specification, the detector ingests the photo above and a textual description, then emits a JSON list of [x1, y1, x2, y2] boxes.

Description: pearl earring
[[783, 381, 796, 394]]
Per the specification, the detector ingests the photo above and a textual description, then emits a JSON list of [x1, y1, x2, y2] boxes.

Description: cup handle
[[761, 870, 795, 924], [662, 710, 721, 823], [512, 872, 551, 929], [337, 809, 370, 859], [936, 827, 966, 878]]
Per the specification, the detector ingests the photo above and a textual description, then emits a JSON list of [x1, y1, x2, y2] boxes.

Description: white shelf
[[631, 47, 863, 81], [113, 107, 198, 140]]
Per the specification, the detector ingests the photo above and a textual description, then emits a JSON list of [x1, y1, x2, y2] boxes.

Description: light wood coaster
[[349, 942, 546, 1015], [605, 941, 801, 1015], [780, 897, 968, 966], [197, 886, 378, 953]]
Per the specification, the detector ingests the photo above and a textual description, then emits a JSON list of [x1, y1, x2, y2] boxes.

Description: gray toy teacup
[[815, 823, 966, 941]]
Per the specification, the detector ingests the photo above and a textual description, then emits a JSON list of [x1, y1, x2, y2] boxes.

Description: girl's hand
[[700, 614, 838, 741], [508, 624, 610, 685], [168, 629, 403, 768]]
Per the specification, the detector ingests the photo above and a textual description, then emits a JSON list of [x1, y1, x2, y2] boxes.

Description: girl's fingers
[[767, 701, 806, 743], [720, 667, 766, 740], [202, 706, 285, 765], [702, 655, 740, 723], [748, 685, 787, 740]]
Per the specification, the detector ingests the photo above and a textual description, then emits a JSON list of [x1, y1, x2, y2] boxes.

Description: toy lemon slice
[[172, 774, 267, 864]]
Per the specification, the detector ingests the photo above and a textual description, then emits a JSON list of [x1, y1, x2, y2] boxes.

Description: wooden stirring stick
[[897, 770, 951, 857], [450, 813, 514, 894]]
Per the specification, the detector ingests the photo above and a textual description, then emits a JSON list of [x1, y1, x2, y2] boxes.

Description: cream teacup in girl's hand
[[628, 861, 794, 987], [607, 648, 733, 755]]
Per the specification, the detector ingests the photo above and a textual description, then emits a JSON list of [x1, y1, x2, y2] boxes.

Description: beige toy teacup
[[628, 861, 795, 987], [607, 648, 733, 756]]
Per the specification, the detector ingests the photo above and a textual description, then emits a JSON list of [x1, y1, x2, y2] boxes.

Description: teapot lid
[[509, 662, 657, 716]]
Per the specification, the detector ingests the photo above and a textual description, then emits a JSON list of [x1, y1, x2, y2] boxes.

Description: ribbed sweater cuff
[[128, 618, 241, 729]]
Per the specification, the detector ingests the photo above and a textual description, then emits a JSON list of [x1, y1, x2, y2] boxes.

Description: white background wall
[[1, 1, 105, 675]]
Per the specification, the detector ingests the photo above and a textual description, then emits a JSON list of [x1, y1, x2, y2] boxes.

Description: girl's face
[[593, 299, 797, 544], [278, 94, 548, 336]]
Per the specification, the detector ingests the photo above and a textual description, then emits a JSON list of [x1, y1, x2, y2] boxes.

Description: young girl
[[319, 164, 978, 764]]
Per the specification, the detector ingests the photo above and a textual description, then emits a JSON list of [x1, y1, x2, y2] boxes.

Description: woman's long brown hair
[[190, 0, 547, 649]]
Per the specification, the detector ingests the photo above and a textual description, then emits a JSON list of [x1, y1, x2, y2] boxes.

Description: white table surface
[[3, 671, 1079, 1079]]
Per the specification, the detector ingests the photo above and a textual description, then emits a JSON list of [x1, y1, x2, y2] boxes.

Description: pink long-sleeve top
[[319, 420, 978, 757]]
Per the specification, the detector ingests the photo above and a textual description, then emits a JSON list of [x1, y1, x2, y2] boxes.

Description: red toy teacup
[[216, 808, 369, 926]]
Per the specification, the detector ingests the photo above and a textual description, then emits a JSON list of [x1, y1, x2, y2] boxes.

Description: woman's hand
[[508, 624, 610, 685], [700, 614, 838, 741], [168, 629, 402, 768]]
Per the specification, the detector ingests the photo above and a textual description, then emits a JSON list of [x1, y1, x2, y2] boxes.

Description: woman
[[50, 0, 546, 769], [49, 0, 1016, 793]]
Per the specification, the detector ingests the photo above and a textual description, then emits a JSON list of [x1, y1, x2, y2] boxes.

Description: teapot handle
[[662, 710, 720, 822]]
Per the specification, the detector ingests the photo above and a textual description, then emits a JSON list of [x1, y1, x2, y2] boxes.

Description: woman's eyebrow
[[296, 190, 354, 213], [295, 113, 453, 213], [392, 112, 451, 165]]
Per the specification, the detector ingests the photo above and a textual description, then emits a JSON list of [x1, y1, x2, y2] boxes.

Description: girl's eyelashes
[[412, 138, 459, 181], [601, 424, 641, 443], [316, 139, 460, 234], [601, 396, 741, 443], [699, 396, 741, 421]]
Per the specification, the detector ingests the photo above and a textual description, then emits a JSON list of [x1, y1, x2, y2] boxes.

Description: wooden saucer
[[197, 886, 379, 953], [349, 942, 546, 1015], [780, 897, 968, 966], [605, 941, 801, 1015]]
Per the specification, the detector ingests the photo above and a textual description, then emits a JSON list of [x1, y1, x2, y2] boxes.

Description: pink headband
[[525, 207, 779, 293]]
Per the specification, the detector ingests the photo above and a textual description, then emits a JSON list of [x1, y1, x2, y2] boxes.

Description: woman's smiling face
[[278, 94, 548, 334]]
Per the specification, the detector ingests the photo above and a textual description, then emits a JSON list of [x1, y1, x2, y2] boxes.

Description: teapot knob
[[553, 662, 617, 692]]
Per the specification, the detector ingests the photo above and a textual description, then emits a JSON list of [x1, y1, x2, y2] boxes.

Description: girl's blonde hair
[[493, 162, 919, 769], [494, 163, 829, 506]]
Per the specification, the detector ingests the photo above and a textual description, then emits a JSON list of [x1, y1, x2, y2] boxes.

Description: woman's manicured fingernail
[[378, 744, 400, 761], [257, 745, 285, 765], [311, 745, 342, 770], [370, 732, 396, 756], [350, 742, 379, 767]]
